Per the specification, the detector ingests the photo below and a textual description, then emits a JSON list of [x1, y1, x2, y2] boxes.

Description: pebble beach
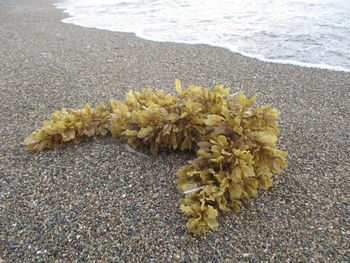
[[1, 0, 349, 262]]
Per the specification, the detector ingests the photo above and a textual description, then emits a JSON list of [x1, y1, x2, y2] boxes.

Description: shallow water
[[55, 0, 350, 72]]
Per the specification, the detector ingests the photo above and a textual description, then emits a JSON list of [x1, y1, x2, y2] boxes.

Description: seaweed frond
[[24, 80, 287, 235]]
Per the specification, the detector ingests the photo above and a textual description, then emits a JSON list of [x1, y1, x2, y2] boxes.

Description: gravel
[[0, 0, 349, 262]]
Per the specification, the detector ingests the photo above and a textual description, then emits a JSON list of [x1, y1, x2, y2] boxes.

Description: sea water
[[54, 0, 350, 72]]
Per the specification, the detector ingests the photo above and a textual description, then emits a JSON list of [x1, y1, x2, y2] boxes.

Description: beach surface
[[1, 0, 349, 262]]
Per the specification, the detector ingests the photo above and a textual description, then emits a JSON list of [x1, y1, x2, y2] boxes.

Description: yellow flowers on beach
[[23, 80, 287, 235]]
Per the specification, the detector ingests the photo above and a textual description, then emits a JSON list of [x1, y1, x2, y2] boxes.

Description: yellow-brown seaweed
[[24, 80, 287, 235]]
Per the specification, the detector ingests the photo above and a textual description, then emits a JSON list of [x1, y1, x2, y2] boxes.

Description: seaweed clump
[[24, 80, 287, 235]]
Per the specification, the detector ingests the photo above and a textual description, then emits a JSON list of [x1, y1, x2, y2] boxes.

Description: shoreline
[[1, 0, 349, 262], [55, 1, 350, 74]]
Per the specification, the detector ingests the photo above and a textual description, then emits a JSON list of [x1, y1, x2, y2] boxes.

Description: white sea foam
[[54, 0, 350, 72]]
